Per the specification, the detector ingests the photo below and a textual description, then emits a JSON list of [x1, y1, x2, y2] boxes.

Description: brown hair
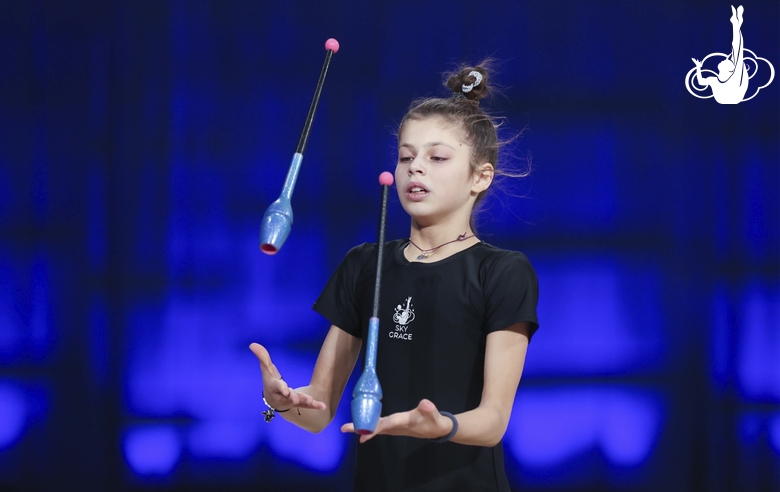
[[398, 62, 528, 230]]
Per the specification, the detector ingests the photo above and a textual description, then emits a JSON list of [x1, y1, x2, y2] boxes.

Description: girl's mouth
[[405, 184, 429, 201]]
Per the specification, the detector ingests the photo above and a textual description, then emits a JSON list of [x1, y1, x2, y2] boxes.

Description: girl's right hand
[[249, 343, 327, 412]]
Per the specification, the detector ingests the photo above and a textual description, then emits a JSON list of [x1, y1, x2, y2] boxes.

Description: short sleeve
[[482, 252, 539, 339], [312, 244, 370, 338]]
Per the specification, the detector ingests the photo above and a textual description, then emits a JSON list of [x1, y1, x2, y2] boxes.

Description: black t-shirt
[[314, 239, 539, 492]]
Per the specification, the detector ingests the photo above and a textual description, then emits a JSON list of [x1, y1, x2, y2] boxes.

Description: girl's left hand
[[340, 399, 454, 443]]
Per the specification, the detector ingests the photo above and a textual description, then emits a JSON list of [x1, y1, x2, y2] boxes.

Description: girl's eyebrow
[[399, 141, 456, 150]]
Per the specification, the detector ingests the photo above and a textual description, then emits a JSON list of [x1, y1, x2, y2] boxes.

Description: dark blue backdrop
[[0, 1, 778, 491]]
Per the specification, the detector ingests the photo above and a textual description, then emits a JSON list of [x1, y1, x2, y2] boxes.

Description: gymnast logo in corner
[[685, 5, 774, 104], [390, 296, 415, 341]]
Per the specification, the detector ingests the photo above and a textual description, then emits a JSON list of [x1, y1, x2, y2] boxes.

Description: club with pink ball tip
[[260, 38, 340, 255], [351, 171, 394, 434]]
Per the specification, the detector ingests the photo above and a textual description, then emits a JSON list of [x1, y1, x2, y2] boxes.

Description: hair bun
[[446, 66, 489, 103]]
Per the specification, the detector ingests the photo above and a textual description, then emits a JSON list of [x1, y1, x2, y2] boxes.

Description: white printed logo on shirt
[[390, 297, 415, 341]]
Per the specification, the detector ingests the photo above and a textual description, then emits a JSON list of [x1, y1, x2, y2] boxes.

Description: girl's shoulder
[[471, 241, 534, 268], [342, 238, 407, 267], [469, 242, 538, 287]]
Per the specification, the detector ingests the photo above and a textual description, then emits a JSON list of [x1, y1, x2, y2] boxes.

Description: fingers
[[417, 398, 438, 415], [341, 420, 381, 443], [249, 343, 273, 371], [341, 401, 451, 442], [272, 379, 328, 410], [268, 385, 328, 411], [341, 419, 382, 444], [263, 378, 291, 410], [295, 389, 327, 409], [341, 404, 426, 441], [250, 343, 286, 388], [270, 377, 290, 398], [341, 421, 378, 443], [341, 405, 443, 442], [286, 390, 327, 410], [249, 344, 327, 412]]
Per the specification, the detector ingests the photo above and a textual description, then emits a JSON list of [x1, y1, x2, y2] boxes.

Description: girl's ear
[[472, 163, 494, 194]]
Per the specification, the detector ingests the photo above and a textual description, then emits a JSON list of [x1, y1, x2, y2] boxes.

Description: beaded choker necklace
[[408, 233, 475, 261]]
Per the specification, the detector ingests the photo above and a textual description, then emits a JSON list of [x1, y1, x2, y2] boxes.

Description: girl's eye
[[398, 156, 413, 163], [431, 156, 448, 162]]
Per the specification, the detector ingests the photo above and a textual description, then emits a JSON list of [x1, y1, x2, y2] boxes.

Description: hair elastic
[[461, 70, 483, 93], [430, 411, 459, 443], [449, 92, 467, 101]]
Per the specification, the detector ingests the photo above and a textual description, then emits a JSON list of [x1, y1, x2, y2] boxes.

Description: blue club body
[[260, 153, 302, 254], [351, 317, 383, 433], [259, 197, 292, 254]]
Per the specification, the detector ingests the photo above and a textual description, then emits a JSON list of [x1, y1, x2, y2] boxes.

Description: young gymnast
[[251, 63, 539, 491]]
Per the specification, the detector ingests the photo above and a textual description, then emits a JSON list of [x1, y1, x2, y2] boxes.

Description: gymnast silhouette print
[[685, 5, 775, 104]]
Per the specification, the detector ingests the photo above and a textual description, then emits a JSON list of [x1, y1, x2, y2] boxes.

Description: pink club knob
[[325, 38, 340, 53], [379, 172, 394, 186]]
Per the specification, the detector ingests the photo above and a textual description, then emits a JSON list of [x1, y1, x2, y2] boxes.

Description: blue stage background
[[0, 1, 778, 491]]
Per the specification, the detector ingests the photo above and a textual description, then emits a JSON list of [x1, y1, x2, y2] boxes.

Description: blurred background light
[[187, 419, 260, 459], [736, 283, 780, 401], [506, 386, 663, 468], [124, 426, 182, 476], [0, 382, 26, 451], [526, 257, 664, 376], [769, 414, 780, 455]]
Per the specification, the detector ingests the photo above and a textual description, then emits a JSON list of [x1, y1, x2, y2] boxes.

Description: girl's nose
[[408, 157, 425, 175]]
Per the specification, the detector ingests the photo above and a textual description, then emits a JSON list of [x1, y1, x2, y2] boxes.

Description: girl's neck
[[404, 220, 479, 263]]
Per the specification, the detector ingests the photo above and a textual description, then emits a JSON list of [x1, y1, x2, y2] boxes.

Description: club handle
[[372, 184, 390, 317], [280, 153, 304, 201], [295, 49, 334, 155]]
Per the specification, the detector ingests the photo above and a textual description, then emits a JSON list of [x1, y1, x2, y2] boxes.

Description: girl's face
[[395, 116, 492, 227]]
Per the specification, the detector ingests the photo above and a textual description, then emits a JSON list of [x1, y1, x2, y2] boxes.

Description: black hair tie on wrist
[[430, 411, 459, 443]]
